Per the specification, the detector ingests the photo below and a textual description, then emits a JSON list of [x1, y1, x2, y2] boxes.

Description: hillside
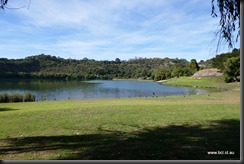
[[192, 68, 223, 78], [0, 54, 191, 80], [0, 48, 239, 81]]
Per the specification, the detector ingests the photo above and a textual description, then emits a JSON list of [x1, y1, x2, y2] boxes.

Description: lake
[[0, 79, 206, 101]]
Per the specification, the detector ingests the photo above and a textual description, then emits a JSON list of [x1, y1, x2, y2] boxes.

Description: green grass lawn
[[0, 77, 240, 160], [161, 76, 240, 91]]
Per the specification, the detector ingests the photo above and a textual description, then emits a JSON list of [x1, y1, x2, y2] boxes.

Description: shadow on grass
[[0, 119, 240, 160], [0, 108, 20, 112]]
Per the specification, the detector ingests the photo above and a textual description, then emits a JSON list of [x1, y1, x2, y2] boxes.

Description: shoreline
[[1, 77, 239, 103], [112, 78, 154, 82]]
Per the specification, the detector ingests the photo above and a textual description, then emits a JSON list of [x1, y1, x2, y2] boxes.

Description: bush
[[0, 93, 11, 103], [11, 93, 23, 103], [0, 92, 36, 103], [223, 56, 240, 83], [23, 92, 35, 102]]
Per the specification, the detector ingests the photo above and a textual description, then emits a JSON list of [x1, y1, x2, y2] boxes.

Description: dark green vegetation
[[0, 55, 197, 81], [203, 48, 240, 70], [203, 48, 240, 83], [199, 48, 240, 82], [223, 56, 240, 82], [0, 78, 240, 160], [0, 92, 35, 103], [0, 49, 240, 82]]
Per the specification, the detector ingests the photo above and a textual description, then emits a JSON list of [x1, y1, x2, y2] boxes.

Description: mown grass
[[0, 77, 240, 160], [161, 76, 240, 92]]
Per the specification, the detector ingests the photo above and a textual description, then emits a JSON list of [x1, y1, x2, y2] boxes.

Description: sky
[[0, 0, 240, 61]]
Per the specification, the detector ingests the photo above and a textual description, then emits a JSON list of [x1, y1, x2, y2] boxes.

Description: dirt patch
[[193, 68, 223, 78]]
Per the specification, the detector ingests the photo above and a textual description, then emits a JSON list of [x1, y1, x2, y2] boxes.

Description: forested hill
[[0, 55, 196, 80], [0, 48, 240, 81]]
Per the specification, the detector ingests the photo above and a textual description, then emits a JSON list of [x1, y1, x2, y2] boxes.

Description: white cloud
[[0, 0, 238, 61]]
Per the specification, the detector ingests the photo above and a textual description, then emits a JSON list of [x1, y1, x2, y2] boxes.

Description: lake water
[[0, 79, 206, 101]]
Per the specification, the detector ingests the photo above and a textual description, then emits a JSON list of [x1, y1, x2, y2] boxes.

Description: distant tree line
[[0, 48, 239, 83], [0, 55, 200, 81]]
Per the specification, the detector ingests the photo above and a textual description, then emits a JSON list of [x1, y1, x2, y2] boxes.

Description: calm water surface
[[0, 79, 206, 101]]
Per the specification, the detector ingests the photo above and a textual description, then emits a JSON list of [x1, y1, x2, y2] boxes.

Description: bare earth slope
[[193, 68, 223, 78]]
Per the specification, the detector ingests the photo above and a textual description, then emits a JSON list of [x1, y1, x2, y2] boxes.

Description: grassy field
[[161, 76, 240, 91], [0, 77, 240, 160]]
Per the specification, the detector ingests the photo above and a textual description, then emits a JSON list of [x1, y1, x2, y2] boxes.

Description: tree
[[223, 56, 240, 83], [115, 58, 121, 64], [211, 0, 240, 51], [210, 48, 240, 71], [171, 66, 183, 78], [152, 69, 165, 81], [188, 59, 200, 75]]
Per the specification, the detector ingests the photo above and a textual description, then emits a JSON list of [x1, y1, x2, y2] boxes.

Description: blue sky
[[0, 0, 240, 61]]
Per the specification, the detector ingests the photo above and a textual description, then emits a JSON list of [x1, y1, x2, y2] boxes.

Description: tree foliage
[[0, 50, 239, 83], [200, 48, 240, 83], [188, 59, 200, 75], [0, 54, 195, 81], [223, 56, 240, 83], [205, 48, 240, 70], [211, 0, 240, 50]]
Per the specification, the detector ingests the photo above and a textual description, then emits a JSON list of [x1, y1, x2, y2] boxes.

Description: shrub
[[11, 93, 23, 103], [0, 92, 36, 103], [0, 93, 11, 103], [23, 92, 35, 102]]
